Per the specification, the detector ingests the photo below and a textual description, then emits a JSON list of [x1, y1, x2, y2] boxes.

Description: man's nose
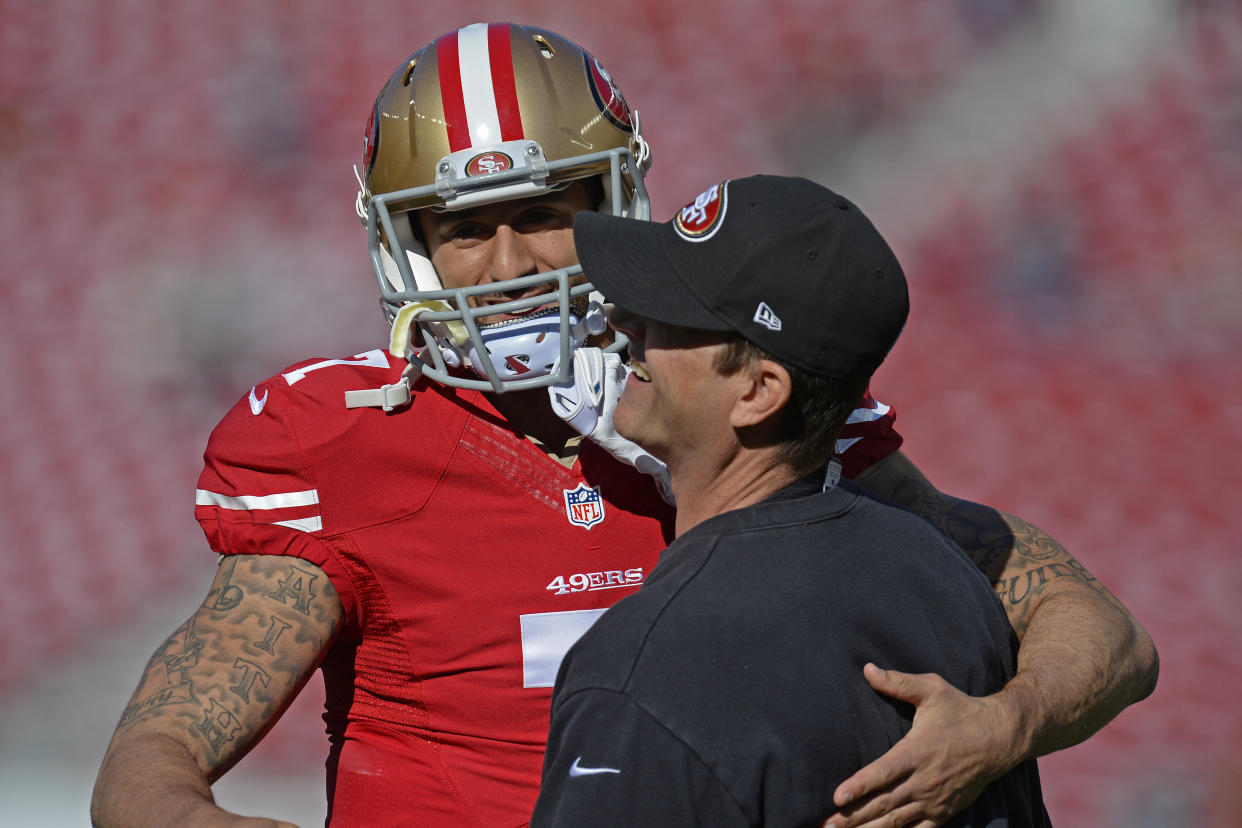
[[606, 305, 644, 339], [487, 224, 537, 284]]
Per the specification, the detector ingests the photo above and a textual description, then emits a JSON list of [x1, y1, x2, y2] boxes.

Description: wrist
[[986, 678, 1042, 772]]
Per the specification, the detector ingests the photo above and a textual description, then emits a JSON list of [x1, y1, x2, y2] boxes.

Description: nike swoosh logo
[[249, 386, 269, 416], [569, 757, 621, 777]]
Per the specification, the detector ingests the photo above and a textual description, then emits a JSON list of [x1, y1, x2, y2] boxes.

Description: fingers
[[826, 777, 948, 828], [826, 666, 947, 826], [832, 746, 914, 810], [824, 666, 990, 828], [824, 789, 940, 828], [862, 663, 944, 706]]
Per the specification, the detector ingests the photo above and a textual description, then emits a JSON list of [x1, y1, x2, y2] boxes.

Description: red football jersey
[[194, 349, 901, 826], [837, 389, 902, 479]]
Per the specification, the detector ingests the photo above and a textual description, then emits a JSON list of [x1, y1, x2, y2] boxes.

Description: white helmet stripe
[[457, 23, 504, 147], [437, 23, 524, 153]]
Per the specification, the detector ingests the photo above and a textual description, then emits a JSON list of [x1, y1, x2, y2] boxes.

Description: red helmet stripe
[[437, 23, 524, 154], [487, 24, 524, 142], [436, 31, 471, 152]]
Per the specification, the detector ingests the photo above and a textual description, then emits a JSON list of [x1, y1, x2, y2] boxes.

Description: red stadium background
[[1, 1, 1239, 824]]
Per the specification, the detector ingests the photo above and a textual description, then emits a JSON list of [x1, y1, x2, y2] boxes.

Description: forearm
[[92, 731, 220, 827], [91, 554, 343, 827], [993, 579, 1157, 760], [856, 450, 1158, 759], [954, 506, 1158, 759]]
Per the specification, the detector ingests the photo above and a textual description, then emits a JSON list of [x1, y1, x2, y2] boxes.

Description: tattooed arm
[[825, 450, 1158, 828], [91, 555, 344, 828]]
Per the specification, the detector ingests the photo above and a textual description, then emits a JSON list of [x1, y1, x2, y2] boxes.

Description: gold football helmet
[[356, 22, 652, 393]]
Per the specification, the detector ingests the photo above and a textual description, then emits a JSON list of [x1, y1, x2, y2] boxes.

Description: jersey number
[[281, 349, 390, 385]]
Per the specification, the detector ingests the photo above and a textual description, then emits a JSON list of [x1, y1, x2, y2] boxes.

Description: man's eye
[[448, 224, 486, 241], [517, 209, 563, 230]]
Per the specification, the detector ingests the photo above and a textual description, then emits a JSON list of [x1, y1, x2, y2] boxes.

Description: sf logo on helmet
[[467, 152, 513, 177]]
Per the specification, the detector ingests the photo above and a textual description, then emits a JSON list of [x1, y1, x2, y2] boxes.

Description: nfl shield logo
[[563, 483, 605, 530]]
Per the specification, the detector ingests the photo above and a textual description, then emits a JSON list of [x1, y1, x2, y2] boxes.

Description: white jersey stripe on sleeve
[[195, 489, 320, 510], [456, 23, 503, 146], [271, 516, 324, 533]]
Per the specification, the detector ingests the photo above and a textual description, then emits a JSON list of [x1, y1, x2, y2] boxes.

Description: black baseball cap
[[574, 175, 909, 380]]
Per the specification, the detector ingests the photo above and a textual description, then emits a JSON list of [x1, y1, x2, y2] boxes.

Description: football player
[[91, 23, 1156, 828]]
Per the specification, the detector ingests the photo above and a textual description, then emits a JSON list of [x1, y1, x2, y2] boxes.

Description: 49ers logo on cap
[[675, 181, 728, 242], [466, 152, 513, 176], [585, 54, 632, 132]]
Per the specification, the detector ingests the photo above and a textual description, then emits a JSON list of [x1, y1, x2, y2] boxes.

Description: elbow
[[90, 752, 117, 827], [91, 750, 135, 828], [1131, 621, 1160, 702], [90, 775, 117, 828]]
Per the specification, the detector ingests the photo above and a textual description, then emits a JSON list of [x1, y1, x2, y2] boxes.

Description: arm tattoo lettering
[[266, 563, 319, 615], [997, 557, 1102, 603], [230, 658, 272, 704], [253, 615, 293, 655], [998, 562, 1064, 606], [996, 557, 1107, 638], [203, 556, 244, 612], [118, 681, 195, 728], [196, 699, 244, 756], [855, 452, 1106, 638], [113, 556, 340, 775]]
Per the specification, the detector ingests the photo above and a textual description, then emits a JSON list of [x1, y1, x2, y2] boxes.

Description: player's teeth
[[632, 363, 652, 382]]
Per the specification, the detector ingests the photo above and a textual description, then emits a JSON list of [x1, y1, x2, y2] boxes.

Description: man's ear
[[730, 359, 792, 429]]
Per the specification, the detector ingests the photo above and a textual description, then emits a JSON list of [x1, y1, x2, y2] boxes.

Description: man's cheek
[[612, 390, 643, 439]]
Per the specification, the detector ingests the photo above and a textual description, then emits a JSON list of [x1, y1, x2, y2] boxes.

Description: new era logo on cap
[[753, 302, 782, 332]]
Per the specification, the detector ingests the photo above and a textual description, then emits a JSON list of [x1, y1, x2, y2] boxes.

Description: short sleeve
[[194, 377, 360, 622]]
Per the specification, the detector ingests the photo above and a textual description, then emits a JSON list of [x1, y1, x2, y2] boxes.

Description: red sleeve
[[194, 374, 361, 623], [835, 388, 903, 479]]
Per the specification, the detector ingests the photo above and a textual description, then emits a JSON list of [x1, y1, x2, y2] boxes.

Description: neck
[[669, 448, 798, 537]]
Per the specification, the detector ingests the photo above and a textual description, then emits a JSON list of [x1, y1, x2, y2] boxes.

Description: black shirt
[[532, 475, 1051, 827]]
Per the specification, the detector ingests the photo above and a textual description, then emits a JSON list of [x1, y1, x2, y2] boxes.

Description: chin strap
[[344, 377, 412, 411], [344, 363, 418, 411], [343, 301, 453, 412], [549, 348, 674, 506]]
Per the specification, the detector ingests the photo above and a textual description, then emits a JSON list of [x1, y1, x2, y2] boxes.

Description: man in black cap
[[530, 175, 1052, 827]]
